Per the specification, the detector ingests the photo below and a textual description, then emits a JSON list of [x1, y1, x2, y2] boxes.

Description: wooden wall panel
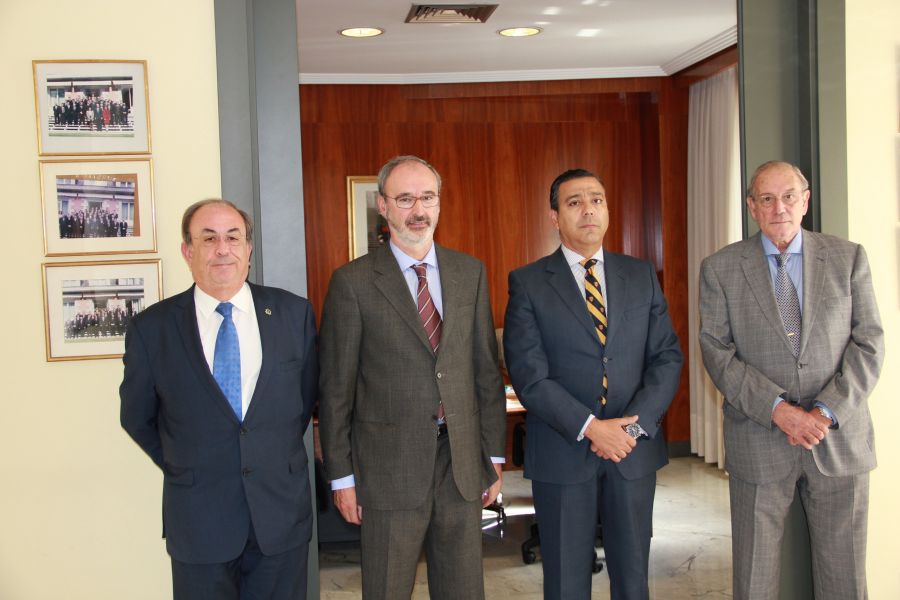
[[300, 79, 690, 441]]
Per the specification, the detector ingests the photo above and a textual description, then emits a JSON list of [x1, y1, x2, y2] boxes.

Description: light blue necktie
[[214, 302, 242, 421]]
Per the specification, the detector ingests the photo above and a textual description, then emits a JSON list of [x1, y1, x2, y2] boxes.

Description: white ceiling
[[296, 0, 736, 84]]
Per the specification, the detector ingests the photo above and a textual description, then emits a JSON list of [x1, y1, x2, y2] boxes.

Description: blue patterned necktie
[[774, 252, 802, 357], [214, 302, 242, 421]]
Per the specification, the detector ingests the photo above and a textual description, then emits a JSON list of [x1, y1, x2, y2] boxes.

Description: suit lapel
[[546, 247, 599, 348], [603, 253, 627, 348], [372, 244, 433, 353], [741, 234, 795, 355], [435, 245, 461, 349], [245, 283, 276, 421], [799, 231, 825, 357], [176, 286, 240, 423]]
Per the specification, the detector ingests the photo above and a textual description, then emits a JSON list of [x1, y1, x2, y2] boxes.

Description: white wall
[[845, 0, 900, 597], [0, 1, 221, 598]]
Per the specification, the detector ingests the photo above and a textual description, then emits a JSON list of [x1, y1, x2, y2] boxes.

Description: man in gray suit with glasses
[[699, 160, 884, 600], [318, 155, 506, 600]]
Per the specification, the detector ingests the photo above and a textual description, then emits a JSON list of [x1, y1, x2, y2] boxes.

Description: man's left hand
[[482, 463, 503, 507]]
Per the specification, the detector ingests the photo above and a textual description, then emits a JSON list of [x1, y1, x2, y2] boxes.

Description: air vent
[[405, 4, 499, 24]]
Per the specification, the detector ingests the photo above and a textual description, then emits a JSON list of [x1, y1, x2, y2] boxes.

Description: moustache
[[405, 215, 431, 227]]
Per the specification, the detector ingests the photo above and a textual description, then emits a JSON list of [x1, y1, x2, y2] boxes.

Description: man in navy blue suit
[[503, 169, 682, 600], [120, 199, 318, 599]]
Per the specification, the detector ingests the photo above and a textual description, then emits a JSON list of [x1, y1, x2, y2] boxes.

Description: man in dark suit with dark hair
[[503, 168, 683, 600], [120, 198, 318, 600]]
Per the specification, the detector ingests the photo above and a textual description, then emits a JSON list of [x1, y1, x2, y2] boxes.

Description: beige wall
[[845, 0, 900, 597], [0, 1, 221, 598]]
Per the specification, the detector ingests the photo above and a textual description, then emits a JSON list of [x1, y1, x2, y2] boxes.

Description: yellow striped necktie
[[581, 258, 608, 415]]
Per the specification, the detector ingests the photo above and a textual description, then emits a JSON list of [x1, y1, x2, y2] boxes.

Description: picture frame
[[41, 259, 162, 361], [40, 158, 157, 256], [33, 60, 151, 156], [347, 176, 388, 260]]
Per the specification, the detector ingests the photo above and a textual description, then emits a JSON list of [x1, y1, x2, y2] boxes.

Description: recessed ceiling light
[[576, 28, 601, 37], [339, 27, 384, 38], [498, 27, 542, 37], [542, 7, 561, 16]]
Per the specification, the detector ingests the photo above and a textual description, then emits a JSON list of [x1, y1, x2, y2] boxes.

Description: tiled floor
[[319, 456, 732, 598]]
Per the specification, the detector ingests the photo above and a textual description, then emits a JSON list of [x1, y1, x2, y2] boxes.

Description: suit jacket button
[[240, 427, 248, 435], [242, 468, 251, 477]]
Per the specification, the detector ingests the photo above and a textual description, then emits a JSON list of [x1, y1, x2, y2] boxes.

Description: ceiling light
[[576, 28, 600, 37], [542, 7, 561, 16], [339, 27, 384, 38], [498, 27, 542, 37]]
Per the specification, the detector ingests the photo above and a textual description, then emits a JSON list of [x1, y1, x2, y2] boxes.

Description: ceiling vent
[[405, 4, 499, 24]]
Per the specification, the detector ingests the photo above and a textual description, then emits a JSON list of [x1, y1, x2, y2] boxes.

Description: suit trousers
[[360, 433, 484, 600], [532, 460, 656, 600], [171, 520, 308, 600], [729, 449, 869, 600]]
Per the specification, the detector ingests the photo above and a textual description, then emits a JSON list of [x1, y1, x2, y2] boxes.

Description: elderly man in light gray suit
[[699, 160, 884, 600], [318, 155, 506, 600]]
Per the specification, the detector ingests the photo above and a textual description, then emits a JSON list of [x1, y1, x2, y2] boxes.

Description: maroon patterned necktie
[[414, 263, 444, 420]]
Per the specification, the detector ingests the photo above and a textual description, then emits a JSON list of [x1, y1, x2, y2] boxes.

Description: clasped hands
[[585, 415, 639, 462], [772, 402, 831, 449]]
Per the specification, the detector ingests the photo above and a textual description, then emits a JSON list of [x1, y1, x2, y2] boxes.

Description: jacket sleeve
[[317, 268, 361, 482], [119, 318, 164, 469]]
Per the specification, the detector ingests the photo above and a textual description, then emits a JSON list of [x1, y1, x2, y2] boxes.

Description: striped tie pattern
[[414, 263, 444, 421], [774, 252, 802, 357], [582, 258, 608, 415]]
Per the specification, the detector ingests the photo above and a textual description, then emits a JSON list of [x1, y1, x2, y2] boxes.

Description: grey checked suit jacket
[[318, 243, 507, 510], [699, 230, 884, 484], [503, 248, 683, 484]]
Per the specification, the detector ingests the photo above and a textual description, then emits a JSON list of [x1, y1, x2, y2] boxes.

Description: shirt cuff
[[490, 456, 506, 464], [330, 474, 355, 490], [814, 401, 838, 428], [772, 395, 785, 414], [576, 414, 595, 441]]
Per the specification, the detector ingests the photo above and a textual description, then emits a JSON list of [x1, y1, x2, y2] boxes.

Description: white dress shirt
[[194, 282, 263, 419]]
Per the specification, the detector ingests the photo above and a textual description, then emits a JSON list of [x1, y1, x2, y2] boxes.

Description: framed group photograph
[[33, 60, 151, 156], [39, 158, 156, 256], [42, 259, 162, 361], [347, 176, 389, 260]]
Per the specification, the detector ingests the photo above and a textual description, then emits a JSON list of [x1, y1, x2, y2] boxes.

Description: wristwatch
[[816, 406, 834, 426], [623, 423, 645, 440]]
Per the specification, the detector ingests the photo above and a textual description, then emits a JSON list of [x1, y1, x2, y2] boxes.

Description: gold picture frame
[[39, 158, 157, 256], [41, 259, 162, 361], [347, 175, 387, 260], [33, 59, 151, 156]]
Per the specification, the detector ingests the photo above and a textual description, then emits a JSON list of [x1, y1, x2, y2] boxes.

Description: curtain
[[687, 66, 741, 469]]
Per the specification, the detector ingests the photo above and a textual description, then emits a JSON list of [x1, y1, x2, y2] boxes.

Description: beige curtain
[[687, 66, 741, 469]]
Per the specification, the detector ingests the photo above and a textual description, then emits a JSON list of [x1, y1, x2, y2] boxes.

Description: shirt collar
[[560, 244, 604, 269], [389, 240, 438, 272], [194, 282, 252, 318], [761, 229, 803, 256]]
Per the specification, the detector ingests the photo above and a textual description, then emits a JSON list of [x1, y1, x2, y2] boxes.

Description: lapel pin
[[265, 308, 272, 316]]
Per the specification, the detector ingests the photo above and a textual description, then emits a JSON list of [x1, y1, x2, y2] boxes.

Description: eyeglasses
[[383, 193, 440, 209], [193, 233, 247, 247], [753, 191, 806, 208]]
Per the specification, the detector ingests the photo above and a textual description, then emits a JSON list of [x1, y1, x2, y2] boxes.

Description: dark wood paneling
[[300, 78, 690, 441]]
